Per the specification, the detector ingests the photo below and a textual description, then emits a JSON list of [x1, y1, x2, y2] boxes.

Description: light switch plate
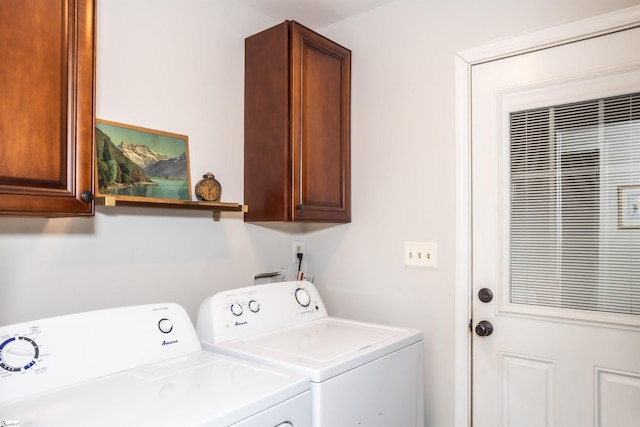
[[404, 241, 437, 269]]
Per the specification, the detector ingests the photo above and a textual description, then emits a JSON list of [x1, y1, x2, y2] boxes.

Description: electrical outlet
[[293, 239, 305, 263], [404, 241, 437, 269]]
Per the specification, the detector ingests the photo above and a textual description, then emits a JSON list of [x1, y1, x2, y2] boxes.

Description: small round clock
[[194, 172, 221, 202]]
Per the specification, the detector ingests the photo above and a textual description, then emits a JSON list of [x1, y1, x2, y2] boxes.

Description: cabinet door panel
[[0, 0, 95, 216], [292, 23, 351, 222]]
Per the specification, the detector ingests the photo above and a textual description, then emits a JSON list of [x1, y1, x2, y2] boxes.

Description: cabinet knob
[[81, 191, 94, 202], [296, 204, 304, 211]]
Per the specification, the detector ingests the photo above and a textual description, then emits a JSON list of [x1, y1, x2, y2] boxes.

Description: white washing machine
[[0, 303, 311, 427], [196, 281, 425, 426]]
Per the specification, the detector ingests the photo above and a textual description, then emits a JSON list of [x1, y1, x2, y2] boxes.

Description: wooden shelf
[[96, 197, 248, 221]]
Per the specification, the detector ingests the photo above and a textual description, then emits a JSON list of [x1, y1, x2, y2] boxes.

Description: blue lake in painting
[[109, 178, 190, 200]]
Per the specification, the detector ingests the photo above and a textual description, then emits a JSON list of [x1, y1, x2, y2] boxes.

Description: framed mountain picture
[[95, 119, 192, 202]]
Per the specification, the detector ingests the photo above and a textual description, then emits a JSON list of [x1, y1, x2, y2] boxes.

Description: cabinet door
[[0, 0, 96, 217], [291, 22, 351, 222]]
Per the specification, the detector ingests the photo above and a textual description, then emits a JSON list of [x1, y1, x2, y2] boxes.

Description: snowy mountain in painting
[[117, 142, 170, 169]]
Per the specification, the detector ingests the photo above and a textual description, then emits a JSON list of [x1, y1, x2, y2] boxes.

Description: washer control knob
[[295, 288, 311, 307], [158, 318, 173, 334], [248, 299, 260, 313], [0, 336, 39, 372], [230, 303, 243, 316]]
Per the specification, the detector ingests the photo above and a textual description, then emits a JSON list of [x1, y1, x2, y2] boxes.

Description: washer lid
[[250, 319, 396, 361], [213, 317, 423, 382], [0, 351, 310, 427]]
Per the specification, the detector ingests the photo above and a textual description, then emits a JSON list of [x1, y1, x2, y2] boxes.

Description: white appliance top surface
[[0, 304, 310, 426], [248, 318, 399, 361], [0, 303, 203, 402], [0, 350, 309, 427], [206, 317, 423, 382], [197, 281, 423, 382]]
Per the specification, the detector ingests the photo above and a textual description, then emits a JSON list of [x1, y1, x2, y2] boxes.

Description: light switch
[[404, 242, 437, 269]]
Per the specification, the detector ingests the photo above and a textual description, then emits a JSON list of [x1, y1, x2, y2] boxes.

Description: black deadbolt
[[478, 288, 493, 303]]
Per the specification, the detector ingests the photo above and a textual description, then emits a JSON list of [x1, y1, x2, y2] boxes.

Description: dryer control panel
[[196, 280, 328, 343], [0, 303, 201, 404]]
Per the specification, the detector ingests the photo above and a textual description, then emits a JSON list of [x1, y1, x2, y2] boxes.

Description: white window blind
[[510, 92, 640, 315]]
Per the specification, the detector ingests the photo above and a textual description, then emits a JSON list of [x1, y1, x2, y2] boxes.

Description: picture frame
[[618, 185, 640, 229], [95, 119, 191, 202]]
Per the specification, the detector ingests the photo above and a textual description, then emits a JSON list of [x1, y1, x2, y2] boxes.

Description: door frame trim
[[454, 6, 640, 427]]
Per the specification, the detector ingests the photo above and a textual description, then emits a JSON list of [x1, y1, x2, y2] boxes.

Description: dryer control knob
[[248, 299, 260, 313], [158, 318, 173, 334], [230, 303, 243, 316], [295, 288, 311, 307]]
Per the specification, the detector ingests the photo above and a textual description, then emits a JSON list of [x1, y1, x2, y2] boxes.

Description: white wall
[[302, 1, 640, 426], [1, 0, 638, 426]]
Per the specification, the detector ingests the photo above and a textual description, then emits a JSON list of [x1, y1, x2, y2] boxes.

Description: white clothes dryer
[[0, 303, 311, 427], [196, 281, 425, 427]]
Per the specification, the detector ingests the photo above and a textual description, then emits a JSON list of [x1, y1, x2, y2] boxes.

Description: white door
[[471, 21, 640, 427]]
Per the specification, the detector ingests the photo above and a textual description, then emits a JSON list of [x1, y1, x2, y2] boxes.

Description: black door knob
[[475, 320, 493, 337], [478, 288, 493, 303]]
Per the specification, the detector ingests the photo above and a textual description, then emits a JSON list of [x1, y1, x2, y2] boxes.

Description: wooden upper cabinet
[[244, 21, 351, 222], [0, 0, 96, 217]]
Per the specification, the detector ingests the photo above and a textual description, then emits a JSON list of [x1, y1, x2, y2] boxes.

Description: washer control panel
[[196, 280, 328, 344], [0, 303, 201, 404]]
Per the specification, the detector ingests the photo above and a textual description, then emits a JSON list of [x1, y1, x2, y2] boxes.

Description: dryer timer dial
[[295, 288, 311, 307]]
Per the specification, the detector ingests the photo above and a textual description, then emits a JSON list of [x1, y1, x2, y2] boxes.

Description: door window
[[510, 92, 640, 315]]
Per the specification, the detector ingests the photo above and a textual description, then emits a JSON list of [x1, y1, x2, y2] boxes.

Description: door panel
[[471, 25, 640, 426]]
